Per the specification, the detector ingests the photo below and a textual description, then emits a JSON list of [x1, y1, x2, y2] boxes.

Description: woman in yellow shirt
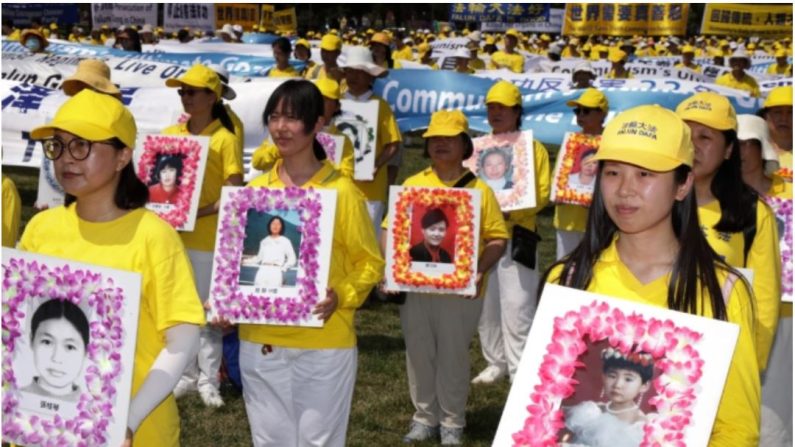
[[542, 105, 760, 445], [382, 110, 508, 445], [676, 92, 781, 371], [268, 37, 300, 78], [237, 79, 384, 446], [21, 89, 205, 447], [162, 64, 244, 407], [2, 175, 21, 248]]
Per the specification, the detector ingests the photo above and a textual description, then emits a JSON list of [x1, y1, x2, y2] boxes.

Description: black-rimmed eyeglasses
[[42, 137, 116, 161]]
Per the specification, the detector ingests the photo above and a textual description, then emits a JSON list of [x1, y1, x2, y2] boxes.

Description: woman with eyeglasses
[[20, 89, 204, 447], [162, 64, 244, 408], [554, 88, 609, 260]]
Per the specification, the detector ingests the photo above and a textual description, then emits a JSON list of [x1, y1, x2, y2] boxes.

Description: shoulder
[[162, 123, 185, 135], [402, 168, 434, 187]]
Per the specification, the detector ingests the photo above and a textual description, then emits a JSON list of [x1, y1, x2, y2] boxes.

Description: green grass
[[3, 141, 559, 446]]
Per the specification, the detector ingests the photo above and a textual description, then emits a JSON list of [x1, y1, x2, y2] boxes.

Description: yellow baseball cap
[[505, 28, 520, 39], [566, 88, 608, 112], [675, 92, 737, 131], [320, 33, 342, 51], [165, 64, 222, 99], [540, 34, 551, 42], [370, 32, 390, 46], [762, 85, 793, 110], [422, 110, 469, 138], [31, 89, 137, 149], [775, 49, 788, 58], [486, 80, 521, 107], [314, 78, 340, 100], [681, 45, 695, 54], [295, 38, 310, 50], [608, 48, 627, 63], [595, 105, 693, 171]]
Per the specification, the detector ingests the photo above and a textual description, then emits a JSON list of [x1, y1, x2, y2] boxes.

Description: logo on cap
[[683, 100, 712, 112], [617, 121, 658, 140]]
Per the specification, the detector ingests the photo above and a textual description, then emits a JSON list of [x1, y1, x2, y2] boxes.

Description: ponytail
[[212, 101, 236, 134]]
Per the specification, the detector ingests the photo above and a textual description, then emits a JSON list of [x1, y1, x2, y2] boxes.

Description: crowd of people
[[1, 15, 793, 447]]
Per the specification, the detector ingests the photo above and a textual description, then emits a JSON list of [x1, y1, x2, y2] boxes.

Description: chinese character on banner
[[509, 4, 524, 17], [617, 4, 632, 21], [586, 4, 600, 21], [454, 3, 466, 14], [635, 4, 648, 21], [669, 4, 682, 21], [742, 12, 752, 25], [571, 5, 583, 21], [469, 3, 485, 14], [731, 11, 741, 24], [603, 4, 615, 22], [1, 84, 49, 113]]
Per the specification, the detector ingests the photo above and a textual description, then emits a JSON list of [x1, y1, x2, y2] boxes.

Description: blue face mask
[[25, 37, 41, 51]]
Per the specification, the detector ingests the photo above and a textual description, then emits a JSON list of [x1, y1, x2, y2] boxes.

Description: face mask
[[25, 37, 41, 51]]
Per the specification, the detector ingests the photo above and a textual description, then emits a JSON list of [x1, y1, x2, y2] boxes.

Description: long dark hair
[[262, 79, 327, 161], [64, 137, 148, 209], [711, 129, 759, 233], [30, 298, 90, 348], [539, 163, 738, 321], [212, 101, 236, 134]]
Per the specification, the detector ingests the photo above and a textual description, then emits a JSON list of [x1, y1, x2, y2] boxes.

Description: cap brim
[[592, 148, 685, 172], [222, 85, 236, 100], [31, 119, 122, 146], [422, 128, 466, 138]]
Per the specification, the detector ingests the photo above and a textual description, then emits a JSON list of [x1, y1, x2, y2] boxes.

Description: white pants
[[181, 249, 223, 390], [366, 200, 385, 242], [477, 243, 539, 379], [761, 316, 793, 442], [401, 293, 483, 428], [240, 341, 357, 447], [556, 230, 584, 260]]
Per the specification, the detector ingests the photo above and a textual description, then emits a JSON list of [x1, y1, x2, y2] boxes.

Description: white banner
[[91, 3, 158, 29], [480, 8, 564, 33], [162, 3, 216, 32], [142, 40, 276, 58]]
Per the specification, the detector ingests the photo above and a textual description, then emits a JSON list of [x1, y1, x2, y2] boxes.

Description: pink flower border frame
[[136, 135, 206, 231], [2, 257, 127, 446], [511, 299, 705, 447], [763, 196, 792, 301], [210, 187, 326, 325]]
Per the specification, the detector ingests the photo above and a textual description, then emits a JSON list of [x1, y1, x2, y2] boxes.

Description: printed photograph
[[477, 146, 515, 191], [239, 209, 302, 288], [147, 153, 186, 207], [409, 204, 458, 268]]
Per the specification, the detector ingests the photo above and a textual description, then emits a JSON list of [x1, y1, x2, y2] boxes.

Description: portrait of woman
[[569, 149, 598, 190], [409, 207, 453, 264], [148, 154, 184, 205], [479, 148, 514, 191], [559, 347, 655, 447], [251, 215, 298, 288], [21, 299, 90, 403]]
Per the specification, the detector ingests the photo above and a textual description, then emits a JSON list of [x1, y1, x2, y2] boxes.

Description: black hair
[[422, 133, 474, 160], [212, 101, 236, 134], [371, 42, 395, 68], [267, 215, 285, 235], [177, 29, 190, 42], [539, 163, 735, 321], [117, 27, 142, 53], [580, 148, 598, 160], [262, 79, 327, 161], [272, 36, 292, 54], [711, 129, 759, 234], [149, 153, 185, 186], [30, 299, 90, 349], [421, 208, 448, 229], [64, 137, 149, 209], [602, 352, 655, 383]]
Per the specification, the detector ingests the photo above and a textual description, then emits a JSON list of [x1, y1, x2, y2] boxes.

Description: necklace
[[605, 401, 639, 415]]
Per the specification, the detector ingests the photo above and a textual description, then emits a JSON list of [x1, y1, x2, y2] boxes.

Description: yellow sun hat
[[61, 59, 121, 97], [486, 80, 521, 107], [595, 104, 694, 171], [165, 64, 223, 99], [675, 92, 737, 131], [422, 110, 469, 138], [31, 89, 137, 149]]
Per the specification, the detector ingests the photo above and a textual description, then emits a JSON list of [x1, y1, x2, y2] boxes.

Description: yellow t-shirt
[[767, 63, 792, 75], [2, 175, 21, 248], [250, 124, 355, 178], [238, 160, 385, 349], [674, 62, 702, 73], [715, 72, 761, 98], [351, 96, 402, 203], [225, 103, 245, 155], [392, 46, 414, 61], [469, 57, 486, 71], [506, 140, 551, 233], [547, 238, 760, 446], [163, 120, 243, 252], [268, 65, 300, 78], [488, 50, 525, 73], [698, 199, 781, 369], [19, 205, 206, 447]]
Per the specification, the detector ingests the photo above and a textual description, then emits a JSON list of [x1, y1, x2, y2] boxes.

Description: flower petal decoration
[[762, 196, 792, 301], [550, 132, 602, 206]]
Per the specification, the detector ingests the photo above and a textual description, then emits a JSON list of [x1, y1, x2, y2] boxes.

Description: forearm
[[375, 142, 399, 169], [477, 238, 507, 275]]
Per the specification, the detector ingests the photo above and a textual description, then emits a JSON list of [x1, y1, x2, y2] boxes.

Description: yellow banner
[[260, 4, 274, 30], [273, 8, 297, 33], [215, 3, 259, 30], [564, 3, 688, 36], [701, 4, 793, 39]]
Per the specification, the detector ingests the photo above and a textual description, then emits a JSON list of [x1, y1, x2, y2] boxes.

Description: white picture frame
[[465, 130, 536, 211], [337, 99, 379, 181]]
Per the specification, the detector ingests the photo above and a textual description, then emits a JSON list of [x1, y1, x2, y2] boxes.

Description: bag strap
[[453, 172, 477, 188], [742, 199, 757, 267]]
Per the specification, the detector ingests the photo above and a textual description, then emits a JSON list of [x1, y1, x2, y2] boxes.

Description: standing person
[[61, 59, 121, 99], [554, 88, 609, 260], [304, 33, 344, 83], [716, 49, 760, 98], [383, 110, 508, 445], [268, 37, 299, 78], [472, 80, 550, 384], [571, 62, 596, 89], [237, 79, 383, 446], [488, 28, 525, 73], [738, 114, 781, 196], [341, 47, 402, 239], [453, 47, 473, 74], [676, 92, 781, 371], [250, 216, 297, 288], [675, 45, 702, 73], [164, 64, 244, 408], [758, 86, 792, 175], [293, 38, 316, 77], [767, 49, 792, 75], [22, 89, 205, 446], [541, 104, 760, 444], [208, 64, 245, 156], [370, 32, 401, 69], [114, 27, 142, 52], [2, 175, 21, 248], [606, 49, 633, 79]]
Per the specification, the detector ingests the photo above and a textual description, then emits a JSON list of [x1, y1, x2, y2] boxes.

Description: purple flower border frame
[[2, 258, 126, 446], [211, 187, 324, 324]]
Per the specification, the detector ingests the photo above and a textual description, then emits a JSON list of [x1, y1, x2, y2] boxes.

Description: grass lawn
[[3, 140, 560, 446]]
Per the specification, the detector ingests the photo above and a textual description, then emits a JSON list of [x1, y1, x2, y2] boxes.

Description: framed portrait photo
[[493, 285, 740, 447], [2, 249, 141, 447], [465, 130, 537, 212], [550, 132, 602, 207], [135, 134, 210, 232], [384, 186, 482, 296], [763, 196, 792, 302], [316, 131, 346, 166], [337, 99, 379, 181], [208, 186, 337, 327]]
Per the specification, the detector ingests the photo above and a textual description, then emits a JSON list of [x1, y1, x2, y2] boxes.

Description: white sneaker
[[402, 421, 439, 443], [471, 365, 507, 385], [173, 379, 195, 399], [440, 426, 464, 445], [198, 384, 224, 408]]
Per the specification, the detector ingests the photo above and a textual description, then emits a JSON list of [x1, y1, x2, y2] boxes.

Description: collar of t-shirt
[[263, 159, 337, 187], [344, 90, 374, 101]]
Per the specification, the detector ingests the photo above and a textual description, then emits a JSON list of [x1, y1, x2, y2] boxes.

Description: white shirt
[[255, 235, 297, 270]]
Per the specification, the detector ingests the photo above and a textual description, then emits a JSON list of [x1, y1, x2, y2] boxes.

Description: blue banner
[[374, 69, 764, 146], [449, 3, 550, 23], [2, 4, 79, 28]]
